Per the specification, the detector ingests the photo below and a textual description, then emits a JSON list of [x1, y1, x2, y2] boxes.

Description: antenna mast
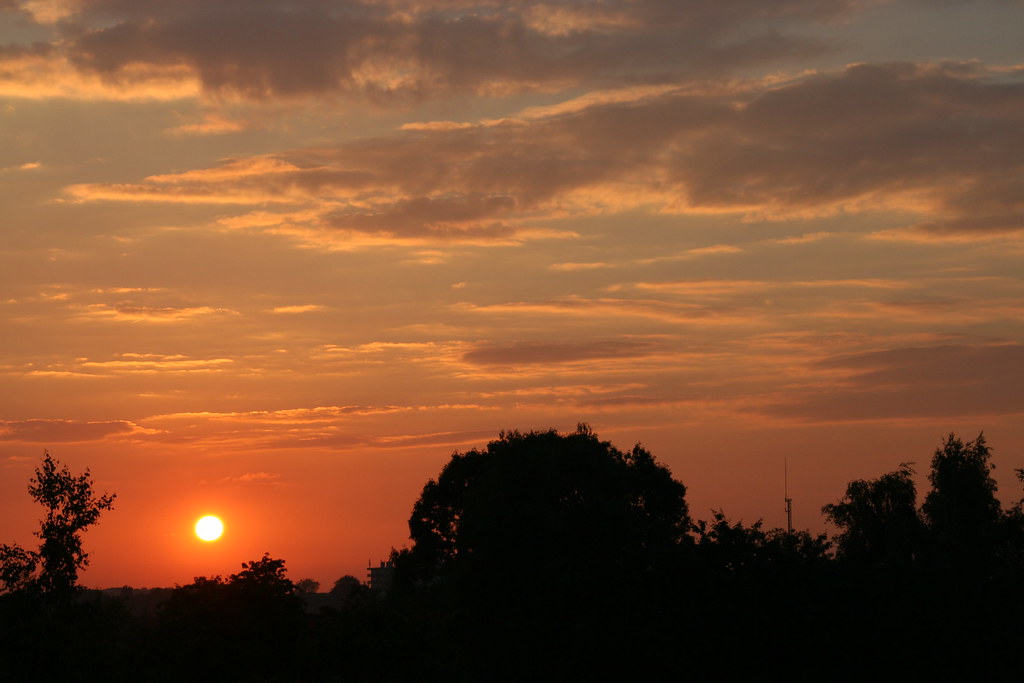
[[785, 456, 793, 533]]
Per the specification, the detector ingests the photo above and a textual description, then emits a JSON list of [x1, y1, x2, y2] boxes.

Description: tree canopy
[[822, 463, 923, 568], [401, 424, 691, 592]]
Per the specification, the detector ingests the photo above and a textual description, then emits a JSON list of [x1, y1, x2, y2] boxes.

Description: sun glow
[[195, 515, 224, 542]]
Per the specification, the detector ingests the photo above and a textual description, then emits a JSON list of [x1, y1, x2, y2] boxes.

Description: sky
[[1, 0, 1022, 589]]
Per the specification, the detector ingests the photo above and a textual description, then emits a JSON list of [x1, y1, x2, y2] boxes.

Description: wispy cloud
[[76, 304, 239, 322], [462, 340, 657, 366], [57, 61, 1024, 243], [0, 418, 151, 442]]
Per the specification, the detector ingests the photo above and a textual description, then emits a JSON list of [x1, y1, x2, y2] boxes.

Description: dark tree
[[822, 463, 923, 568], [403, 424, 690, 589], [0, 451, 115, 596], [920, 433, 1006, 571], [922, 433, 1000, 533], [0, 544, 37, 594], [389, 425, 693, 679], [158, 554, 306, 680], [328, 574, 366, 607], [231, 553, 296, 597], [694, 511, 831, 577]]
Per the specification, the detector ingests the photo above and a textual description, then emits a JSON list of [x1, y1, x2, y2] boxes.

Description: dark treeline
[[1, 428, 1022, 681]]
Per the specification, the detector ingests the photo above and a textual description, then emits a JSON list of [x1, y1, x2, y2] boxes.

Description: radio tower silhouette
[[784, 456, 793, 533]]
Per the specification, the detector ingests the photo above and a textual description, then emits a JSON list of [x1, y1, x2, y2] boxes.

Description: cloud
[[75, 304, 239, 322], [462, 340, 656, 366], [0, 161, 42, 172], [0, 49, 200, 100], [31, 0, 856, 101], [126, 403, 502, 451], [270, 304, 325, 314], [218, 471, 283, 485], [39, 354, 235, 377], [0, 418, 142, 442], [458, 296, 751, 325], [672, 62, 1024, 236], [548, 261, 613, 271], [25, 359, 234, 379], [60, 61, 1024, 242], [148, 405, 410, 425], [757, 344, 1024, 422], [165, 111, 248, 136], [324, 193, 520, 238]]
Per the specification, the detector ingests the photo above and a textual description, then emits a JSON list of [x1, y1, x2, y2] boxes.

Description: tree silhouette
[[0, 544, 37, 594], [402, 424, 690, 590], [694, 511, 831, 577], [922, 433, 1000, 531], [328, 574, 366, 607], [0, 451, 115, 596], [822, 463, 923, 568], [158, 554, 306, 679], [921, 433, 1002, 570], [389, 425, 693, 680]]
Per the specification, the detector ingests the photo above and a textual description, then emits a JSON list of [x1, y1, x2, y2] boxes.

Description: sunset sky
[[1, 0, 1022, 589]]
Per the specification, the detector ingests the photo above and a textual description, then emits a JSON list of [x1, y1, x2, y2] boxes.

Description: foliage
[[295, 577, 320, 594], [921, 432, 1000, 532], [822, 463, 922, 567], [403, 424, 691, 590], [0, 451, 115, 596], [230, 553, 296, 597], [328, 574, 367, 608], [918, 432, 1008, 572], [694, 511, 831, 576], [2, 431, 1022, 680], [157, 554, 306, 680], [0, 544, 37, 594], [329, 574, 361, 597]]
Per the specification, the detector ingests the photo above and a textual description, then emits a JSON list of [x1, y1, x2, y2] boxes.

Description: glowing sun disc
[[195, 515, 224, 542]]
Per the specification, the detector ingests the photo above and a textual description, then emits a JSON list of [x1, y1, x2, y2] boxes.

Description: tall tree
[[0, 451, 115, 596], [922, 433, 1000, 532], [921, 433, 1003, 569], [822, 463, 922, 568]]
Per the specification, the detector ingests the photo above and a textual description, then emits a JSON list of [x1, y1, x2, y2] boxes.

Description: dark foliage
[[0, 430, 1020, 681], [402, 424, 690, 585], [0, 451, 115, 598], [822, 463, 923, 568], [155, 554, 307, 681]]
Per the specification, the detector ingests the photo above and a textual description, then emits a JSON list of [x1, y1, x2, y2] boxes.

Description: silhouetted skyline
[[0, 0, 1022, 590]]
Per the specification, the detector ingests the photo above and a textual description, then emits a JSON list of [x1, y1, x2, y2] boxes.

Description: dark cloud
[[53, 0, 855, 99], [675, 62, 1024, 232], [818, 344, 1024, 386], [66, 61, 1024, 239], [0, 41, 52, 58], [0, 419, 137, 442], [325, 193, 518, 237], [759, 344, 1024, 421], [462, 340, 654, 365]]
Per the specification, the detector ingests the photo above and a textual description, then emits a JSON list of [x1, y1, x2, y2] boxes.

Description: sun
[[195, 515, 224, 542]]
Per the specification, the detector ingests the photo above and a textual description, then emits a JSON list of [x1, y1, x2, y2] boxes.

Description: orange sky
[[1, 0, 1023, 589]]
